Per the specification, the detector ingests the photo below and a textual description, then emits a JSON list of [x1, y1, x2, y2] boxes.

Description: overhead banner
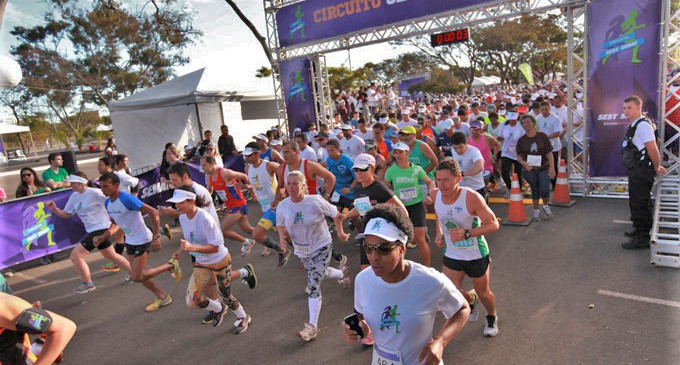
[[276, 0, 494, 48], [280, 57, 316, 133], [587, 0, 661, 177]]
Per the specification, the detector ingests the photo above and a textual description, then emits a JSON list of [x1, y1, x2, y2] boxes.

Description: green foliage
[[407, 68, 464, 94], [255, 66, 273, 78]]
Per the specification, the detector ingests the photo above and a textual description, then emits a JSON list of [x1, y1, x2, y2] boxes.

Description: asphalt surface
[[5, 196, 679, 365]]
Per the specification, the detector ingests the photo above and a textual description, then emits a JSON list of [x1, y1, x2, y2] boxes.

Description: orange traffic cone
[[502, 173, 532, 226], [550, 160, 576, 207]]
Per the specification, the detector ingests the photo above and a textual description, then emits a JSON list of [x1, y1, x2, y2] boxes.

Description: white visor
[[68, 175, 88, 184], [356, 217, 408, 244], [166, 189, 196, 203]]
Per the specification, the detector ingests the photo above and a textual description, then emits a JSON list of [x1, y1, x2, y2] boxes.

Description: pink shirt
[[468, 135, 493, 172]]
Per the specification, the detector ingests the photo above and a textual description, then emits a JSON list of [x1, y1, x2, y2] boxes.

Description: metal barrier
[[650, 175, 680, 268]]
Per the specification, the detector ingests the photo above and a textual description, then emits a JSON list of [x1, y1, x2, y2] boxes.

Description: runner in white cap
[[254, 133, 284, 164], [342, 203, 469, 364], [46, 172, 131, 294], [167, 187, 253, 333]]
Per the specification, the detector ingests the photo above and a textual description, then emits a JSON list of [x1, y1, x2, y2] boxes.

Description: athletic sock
[[308, 297, 322, 328], [206, 298, 222, 313], [262, 236, 282, 251], [486, 315, 496, 326], [232, 305, 246, 319], [324, 267, 344, 280], [238, 268, 248, 278]]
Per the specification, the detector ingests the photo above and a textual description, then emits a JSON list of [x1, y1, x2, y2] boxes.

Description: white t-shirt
[[396, 119, 417, 130], [536, 114, 563, 151], [498, 123, 525, 160], [454, 145, 485, 190], [470, 111, 488, 120], [367, 88, 378, 106], [552, 105, 568, 124], [354, 261, 465, 365], [64, 188, 111, 233], [114, 170, 139, 194], [300, 145, 318, 162], [179, 209, 228, 265], [339, 135, 365, 160], [454, 122, 472, 138], [631, 118, 656, 151], [355, 129, 374, 142], [276, 195, 338, 257], [106, 191, 152, 245], [191, 182, 219, 224]]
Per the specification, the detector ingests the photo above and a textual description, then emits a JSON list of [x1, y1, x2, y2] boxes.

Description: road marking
[[0, 157, 100, 177], [613, 220, 633, 224], [597, 289, 680, 308], [12, 271, 48, 285]]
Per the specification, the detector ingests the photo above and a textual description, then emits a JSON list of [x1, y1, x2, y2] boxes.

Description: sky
[[0, 0, 407, 99]]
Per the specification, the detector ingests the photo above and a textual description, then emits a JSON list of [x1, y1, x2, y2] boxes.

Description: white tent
[[108, 68, 277, 171], [471, 76, 501, 89], [0, 123, 35, 161]]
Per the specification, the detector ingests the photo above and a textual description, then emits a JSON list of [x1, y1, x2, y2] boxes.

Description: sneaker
[[261, 247, 272, 257], [621, 238, 650, 250], [338, 266, 351, 289], [40, 257, 51, 265], [168, 259, 182, 282], [124, 274, 134, 285], [361, 332, 374, 346], [202, 311, 217, 324], [278, 247, 292, 268], [49, 254, 59, 263], [241, 239, 255, 257], [468, 290, 479, 323], [145, 295, 173, 313], [2, 270, 13, 278], [406, 242, 417, 249], [73, 282, 96, 294], [298, 323, 318, 342], [101, 261, 121, 273], [337, 254, 348, 270], [483, 315, 499, 337], [241, 264, 257, 289], [233, 315, 252, 334], [348, 219, 355, 232], [213, 304, 228, 328], [533, 209, 541, 222], [541, 205, 553, 220], [162, 223, 172, 240]]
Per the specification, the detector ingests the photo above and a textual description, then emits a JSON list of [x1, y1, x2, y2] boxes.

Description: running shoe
[[162, 223, 172, 240], [467, 290, 479, 323], [2, 270, 13, 278], [233, 315, 252, 334], [406, 242, 417, 249], [145, 295, 173, 313], [40, 257, 51, 265], [483, 315, 499, 337], [337, 254, 348, 270], [338, 266, 352, 289], [73, 282, 96, 294], [240, 239, 255, 257], [49, 254, 59, 263], [101, 261, 120, 273], [202, 311, 217, 324], [124, 274, 134, 285], [241, 264, 257, 289], [213, 304, 228, 328], [533, 209, 541, 222], [541, 205, 553, 220], [168, 259, 182, 282], [261, 247, 272, 257], [297, 323, 318, 342], [278, 246, 292, 268]]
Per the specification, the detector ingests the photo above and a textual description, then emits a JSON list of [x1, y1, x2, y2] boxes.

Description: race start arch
[[263, 0, 678, 200]]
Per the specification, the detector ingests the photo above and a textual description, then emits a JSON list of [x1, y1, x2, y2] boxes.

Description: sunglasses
[[363, 241, 401, 255], [353, 166, 370, 172]]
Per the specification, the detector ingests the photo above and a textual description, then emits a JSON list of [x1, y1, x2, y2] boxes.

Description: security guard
[[620, 96, 666, 249]]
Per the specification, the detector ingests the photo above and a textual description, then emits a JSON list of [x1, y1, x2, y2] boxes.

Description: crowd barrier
[[0, 155, 245, 270]]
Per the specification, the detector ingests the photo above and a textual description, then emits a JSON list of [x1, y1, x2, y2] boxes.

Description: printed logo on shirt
[[530, 143, 538, 153], [294, 211, 304, 224], [379, 305, 401, 333], [189, 231, 196, 243]]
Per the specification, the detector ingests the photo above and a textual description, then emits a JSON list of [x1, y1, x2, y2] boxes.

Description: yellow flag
[[518, 63, 534, 86]]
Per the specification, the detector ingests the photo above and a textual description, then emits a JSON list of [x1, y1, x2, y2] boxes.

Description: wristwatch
[[464, 230, 472, 239]]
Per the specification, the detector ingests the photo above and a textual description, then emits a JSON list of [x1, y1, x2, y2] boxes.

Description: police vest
[[621, 117, 656, 170]]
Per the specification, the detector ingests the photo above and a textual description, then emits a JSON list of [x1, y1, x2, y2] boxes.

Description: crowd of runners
[[2, 81, 587, 364]]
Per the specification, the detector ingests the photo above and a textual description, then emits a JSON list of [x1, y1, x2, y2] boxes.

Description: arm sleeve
[[63, 195, 76, 215], [417, 166, 427, 180], [203, 213, 225, 246], [436, 272, 466, 319], [377, 181, 395, 203], [316, 195, 339, 218], [637, 122, 656, 144], [119, 192, 144, 211], [275, 201, 287, 227], [472, 147, 484, 163]]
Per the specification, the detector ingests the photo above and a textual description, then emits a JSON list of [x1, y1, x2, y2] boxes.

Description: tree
[[10, 0, 200, 144], [408, 68, 464, 94]]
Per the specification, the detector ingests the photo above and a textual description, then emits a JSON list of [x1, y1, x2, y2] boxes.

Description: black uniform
[[621, 117, 657, 248]]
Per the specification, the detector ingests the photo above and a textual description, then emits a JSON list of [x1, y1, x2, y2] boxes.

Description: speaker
[[60, 150, 79, 174]]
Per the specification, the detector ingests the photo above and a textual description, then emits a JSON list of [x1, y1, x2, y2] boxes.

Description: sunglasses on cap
[[353, 166, 370, 172], [363, 241, 401, 255]]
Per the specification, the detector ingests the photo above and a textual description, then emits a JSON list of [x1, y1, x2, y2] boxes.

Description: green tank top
[[408, 140, 434, 179]]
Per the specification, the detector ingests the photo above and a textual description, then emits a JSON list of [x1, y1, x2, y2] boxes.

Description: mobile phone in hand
[[344, 313, 364, 338]]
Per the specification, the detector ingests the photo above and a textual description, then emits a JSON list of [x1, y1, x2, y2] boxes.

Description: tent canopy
[[471, 76, 501, 88], [0, 123, 29, 135]]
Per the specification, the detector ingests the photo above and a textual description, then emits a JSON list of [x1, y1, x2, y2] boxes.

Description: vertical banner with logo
[[398, 76, 428, 98], [280, 57, 316, 133], [587, 0, 661, 177]]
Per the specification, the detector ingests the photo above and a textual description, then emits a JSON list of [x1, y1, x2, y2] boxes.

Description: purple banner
[[587, 0, 661, 177], [398, 76, 428, 97], [0, 190, 87, 270], [276, 0, 494, 48], [0, 156, 246, 269], [280, 57, 316, 133]]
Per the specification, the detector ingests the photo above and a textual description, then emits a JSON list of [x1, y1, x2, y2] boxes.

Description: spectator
[[42, 152, 70, 191], [105, 138, 117, 157], [16, 167, 51, 198], [217, 125, 238, 158], [198, 130, 213, 156], [202, 142, 224, 169]]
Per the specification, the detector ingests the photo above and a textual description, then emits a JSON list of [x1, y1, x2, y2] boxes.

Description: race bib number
[[215, 190, 228, 201], [372, 344, 403, 365], [331, 191, 341, 203], [294, 242, 312, 255], [190, 251, 207, 258], [527, 154, 542, 167], [258, 197, 270, 207], [399, 187, 417, 202], [354, 196, 372, 216]]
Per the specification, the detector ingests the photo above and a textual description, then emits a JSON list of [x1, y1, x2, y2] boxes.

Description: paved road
[[5, 198, 680, 365]]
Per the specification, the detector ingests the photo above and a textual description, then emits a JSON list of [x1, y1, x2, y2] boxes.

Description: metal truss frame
[[310, 55, 334, 128], [659, 1, 680, 176], [264, 0, 289, 136]]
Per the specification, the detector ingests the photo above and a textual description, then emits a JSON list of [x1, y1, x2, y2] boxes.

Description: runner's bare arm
[[467, 190, 500, 237], [419, 302, 470, 365], [46, 201, 71, 219]]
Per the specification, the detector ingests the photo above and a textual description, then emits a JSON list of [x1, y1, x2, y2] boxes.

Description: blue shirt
[[326, 154, 356, 199]]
